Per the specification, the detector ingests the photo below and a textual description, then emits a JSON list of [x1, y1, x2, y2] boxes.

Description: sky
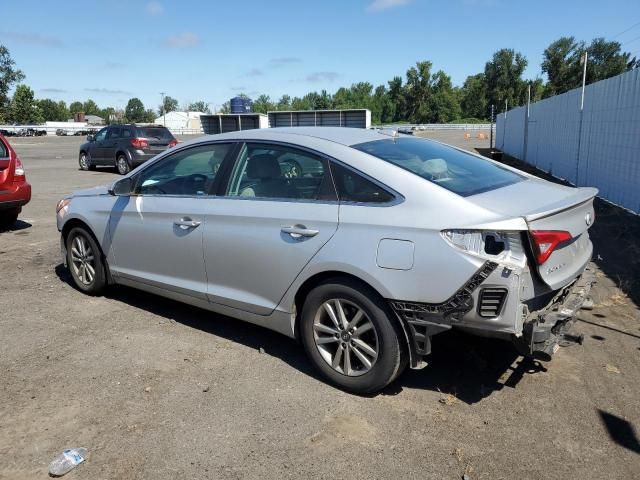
[[2, 0, 640, 111]]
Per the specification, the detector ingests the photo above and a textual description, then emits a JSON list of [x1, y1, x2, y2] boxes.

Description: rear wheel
[[300, 279, 406, 394], [66, 227, 106, 295], [116, 154, 130, 175]]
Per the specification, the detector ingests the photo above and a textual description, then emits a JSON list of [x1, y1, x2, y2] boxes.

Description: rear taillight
[[530, 230, 572, 265], [131, 138, 149, 149], [14, 156, 25, 180], [168, 139, 178, 147]]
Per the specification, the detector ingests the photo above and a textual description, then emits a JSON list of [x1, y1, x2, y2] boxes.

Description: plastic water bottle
[[48, 448, 88, 476]]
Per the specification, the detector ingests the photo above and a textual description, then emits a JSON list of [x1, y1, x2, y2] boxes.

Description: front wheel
[[66, 227, 107, 295], [116, 155, 130, 175], [300, 279, 406, 394], [78, 152, 94, 171]]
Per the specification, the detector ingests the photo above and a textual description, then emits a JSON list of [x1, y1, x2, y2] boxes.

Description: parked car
[[57, 127, 596, 393], [0, 133, 31, 227], [78, 124, 177, 175]]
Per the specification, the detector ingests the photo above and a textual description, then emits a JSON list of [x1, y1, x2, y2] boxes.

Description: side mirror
[[86, 134, 94, 142], [109, 177, 133, 196]]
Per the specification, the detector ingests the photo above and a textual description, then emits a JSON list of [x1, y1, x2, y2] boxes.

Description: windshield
[[137, 127, 174, 141], [353, 137, 523, 196]]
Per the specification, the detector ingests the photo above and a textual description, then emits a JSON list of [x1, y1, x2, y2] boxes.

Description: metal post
[[580, 52, 588, 111], [523, 85, 531, 161], [489, 104, 494, 150], [575, 51, 588, 184]]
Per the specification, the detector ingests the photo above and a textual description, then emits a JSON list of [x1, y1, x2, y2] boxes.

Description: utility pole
[[575, 51, 588, 184], [160, 92, 166, 126]]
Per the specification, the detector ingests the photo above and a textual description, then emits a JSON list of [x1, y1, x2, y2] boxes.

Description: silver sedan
[[56, 127, 596, 393]]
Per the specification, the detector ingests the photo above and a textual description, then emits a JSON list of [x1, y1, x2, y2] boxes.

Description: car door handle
[[174, 217, 201, 229], [281, 225, 319, 239]]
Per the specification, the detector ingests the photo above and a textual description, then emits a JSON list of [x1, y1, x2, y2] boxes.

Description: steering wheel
[[185, 173, 209, 193]]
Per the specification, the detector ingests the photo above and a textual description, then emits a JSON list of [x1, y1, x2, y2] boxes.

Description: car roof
[[203, 127, 398, 147]]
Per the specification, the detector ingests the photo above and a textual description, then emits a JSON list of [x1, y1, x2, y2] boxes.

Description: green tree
[[158, 95, 178, 116], [125, 97, 146, 122], [69, 101, 83, 114], [542, 37, 637, 98], [484, 48, 528, 111], [187, 101, 211, 113], [10, 84, 42, 123], [276, 94, 292, 111], [252, 94, 275, 113], [387, 76, 405, 122], [404, 61, 433, 122], [83, 99, 100, 116], [429, 70, 461, 123], [541, 36, 578, 97], [38, 98, 69, 121], [460, 73, 488, 119], [219, 101, 230, 114], [0, 45, 25, 122]]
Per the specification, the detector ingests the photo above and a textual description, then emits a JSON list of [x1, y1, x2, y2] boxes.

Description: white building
[[154, 111, 203, 132]]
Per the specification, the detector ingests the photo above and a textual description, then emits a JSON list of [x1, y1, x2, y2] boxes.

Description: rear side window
[[0, 140, 7, 158], [353, 137, 523, 196], [137, 127, 174, 141], [122, 128, 132, 138], [330, 162, 394, 203]]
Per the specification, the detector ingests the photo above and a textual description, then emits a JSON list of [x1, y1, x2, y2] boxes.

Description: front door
[[108, 142, 234, 299], [101, 126, 121, 166], [204, 142, 339, 315], [89, 127, 108, 164]]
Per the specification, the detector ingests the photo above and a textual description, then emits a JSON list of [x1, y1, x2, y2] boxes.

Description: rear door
[[0, 136, 11, 189], [203, 142, 339, 315], [136, 126, 175, 156]]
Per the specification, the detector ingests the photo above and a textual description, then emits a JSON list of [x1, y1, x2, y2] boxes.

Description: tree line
[[1, 37, 637, 126]]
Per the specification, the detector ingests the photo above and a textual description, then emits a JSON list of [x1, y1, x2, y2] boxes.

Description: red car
[[0, 134, 31, 227]]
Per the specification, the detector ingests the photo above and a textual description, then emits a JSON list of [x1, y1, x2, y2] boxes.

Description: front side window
[[227, 143, 333, 200], [353, 137, 523, 196], [135, 143, 232, 196], [94, 128, 107, 142]]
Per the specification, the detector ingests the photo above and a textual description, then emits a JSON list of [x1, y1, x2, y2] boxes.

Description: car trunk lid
[[471, 178, 597, 290]]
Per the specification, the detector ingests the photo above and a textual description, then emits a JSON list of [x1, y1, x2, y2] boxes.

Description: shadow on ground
[[477, 148, 640, 309], [598, 410, 640, 454], [0, 219, 32, 234], [56, 264, 546, 404]]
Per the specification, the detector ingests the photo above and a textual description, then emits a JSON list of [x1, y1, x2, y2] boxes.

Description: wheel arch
[[291, 271, 411, 364], [61, 218, 114, 284]]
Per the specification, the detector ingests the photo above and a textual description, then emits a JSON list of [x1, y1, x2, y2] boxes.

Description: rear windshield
[[353, 137, 523, 196], [137, 127, 174, 141]]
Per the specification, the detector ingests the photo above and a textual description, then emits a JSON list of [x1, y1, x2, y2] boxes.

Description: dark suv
[[78, 124, 177, 175]]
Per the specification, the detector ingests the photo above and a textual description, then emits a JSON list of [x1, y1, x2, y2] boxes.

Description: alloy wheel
[[70, 234, 96, 286], [79, 154, 88, 170], [117, 157, 129, 175], [313, 298, 379, 377]]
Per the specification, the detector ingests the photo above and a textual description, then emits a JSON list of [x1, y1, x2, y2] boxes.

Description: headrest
[[247, 154, 281, 179], [421, 158, 448, 177]]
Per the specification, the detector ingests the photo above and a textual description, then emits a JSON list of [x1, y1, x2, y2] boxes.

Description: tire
[[0, 209, 19, 229], [78, 152, 94, 171], [300, 278, 407, 394], [116, 154, 130, 175], [66, 227, 107, 295]]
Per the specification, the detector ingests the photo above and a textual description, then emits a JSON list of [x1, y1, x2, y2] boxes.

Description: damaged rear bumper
[[514, 266, 596, 360]]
